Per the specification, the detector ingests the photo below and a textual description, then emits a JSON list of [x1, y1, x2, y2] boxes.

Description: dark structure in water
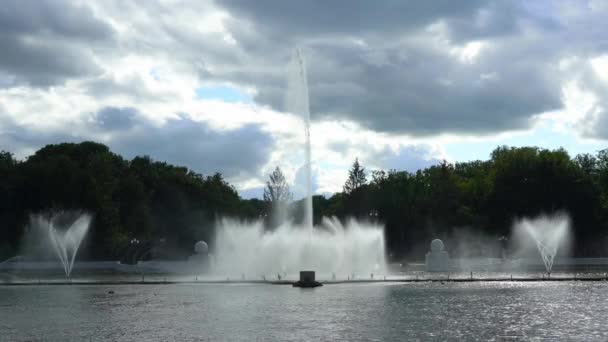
[[293, 271, 322, 288]]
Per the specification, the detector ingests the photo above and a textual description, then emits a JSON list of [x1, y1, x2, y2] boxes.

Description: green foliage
[[325, 147, 606, 259], [2, 143, 608, 260], [0, 142, 244, 260], [343, 158, 367, 194]]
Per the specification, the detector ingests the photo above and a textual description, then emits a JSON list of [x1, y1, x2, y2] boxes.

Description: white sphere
[[194, 241, 208, 254], [430, 239, 444, 252]]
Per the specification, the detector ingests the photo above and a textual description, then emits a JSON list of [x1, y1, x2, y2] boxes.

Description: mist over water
[[213, 217, 386, 277]]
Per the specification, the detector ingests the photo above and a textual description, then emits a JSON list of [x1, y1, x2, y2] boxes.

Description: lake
[[2, 281, 608, 341]]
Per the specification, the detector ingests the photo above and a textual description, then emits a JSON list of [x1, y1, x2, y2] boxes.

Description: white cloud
[[451, 41, 486, 64], [591, 55, 608, 82]]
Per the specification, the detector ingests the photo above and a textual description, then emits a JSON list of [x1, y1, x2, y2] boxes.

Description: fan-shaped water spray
[[515, 214, 571, 274], [31, 214, 91, 278]]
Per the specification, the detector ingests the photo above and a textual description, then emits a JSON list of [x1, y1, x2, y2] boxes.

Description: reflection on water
[[1, 282, 608, 341]]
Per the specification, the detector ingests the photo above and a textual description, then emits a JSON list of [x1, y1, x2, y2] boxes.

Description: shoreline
[[2, 276, 607, 286]]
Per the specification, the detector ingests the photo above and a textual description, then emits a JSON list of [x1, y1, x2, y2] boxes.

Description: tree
[[343, 158, 367, 194], [263, 166, 292, 204], [263, 166, 292, 229], [0, 142, 256, 260], [0, 151, 18, 259], [574, 153, 598, 178]]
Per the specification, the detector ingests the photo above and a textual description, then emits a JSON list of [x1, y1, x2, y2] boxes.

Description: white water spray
[[213, 217, 386, 277], [287, 48, 313, 230], [31, 214, 91, 278], [211, 49, 387, 278], [515, 214, 571, 274]]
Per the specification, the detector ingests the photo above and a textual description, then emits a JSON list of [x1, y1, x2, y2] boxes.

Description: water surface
[[1, 282, 607, 341]]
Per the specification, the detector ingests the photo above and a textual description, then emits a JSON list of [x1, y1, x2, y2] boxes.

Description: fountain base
[[293, 270, 322, 288]]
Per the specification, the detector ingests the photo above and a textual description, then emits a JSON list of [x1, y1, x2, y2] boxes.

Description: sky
[[1, 0, 608, 198]]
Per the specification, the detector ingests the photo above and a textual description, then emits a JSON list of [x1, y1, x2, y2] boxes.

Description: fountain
[[31, 213, 91, 279], [287, 48, 316, 284], [210, 49, 387, 282], [213, 217, 385, 278], [287, 47, 313, 230], [515, 214, 571, 275]]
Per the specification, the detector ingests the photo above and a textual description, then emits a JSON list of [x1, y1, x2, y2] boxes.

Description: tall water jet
[[287, 48, 313, 230], [31, 213, 91, 278], [211, 48, 387, 280], [514, 213, 571, 274]]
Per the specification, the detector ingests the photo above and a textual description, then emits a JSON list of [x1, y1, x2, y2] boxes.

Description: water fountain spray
[[31, 213, 91, 279], [287, 48, 313, 232], [515, 214, 571, 275], [212, 49, 387, 281]]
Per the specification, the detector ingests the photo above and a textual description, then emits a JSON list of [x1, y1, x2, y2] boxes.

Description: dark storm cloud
[[0, 0, 113, 87]]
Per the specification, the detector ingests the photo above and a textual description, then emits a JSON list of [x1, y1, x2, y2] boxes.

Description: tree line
[[1, 142, 608, 261], [0, 142, 264, 261], [312, 147, 607, 259]]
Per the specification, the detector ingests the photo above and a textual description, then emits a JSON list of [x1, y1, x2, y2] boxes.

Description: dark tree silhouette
[[343, 158, 367, 194]]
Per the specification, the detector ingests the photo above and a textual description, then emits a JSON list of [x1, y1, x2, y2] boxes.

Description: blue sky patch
[[195, 85, 252, 103]]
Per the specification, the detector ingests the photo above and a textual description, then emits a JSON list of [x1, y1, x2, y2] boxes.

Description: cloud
[[2, 0, 608, 196], [303, 40, 561, 135], [0, 0, 114, 87], [550, 54, 608, 140], [218, 1, 489, 38], [2, 0, 603, 136], [106, 113, 273, 180], [95, 107, 138, 131], [373, 145, 441, 172], [0, 107, 274, 182], [0, 111, 83, 157], [199, 0, 574, 136], [0, 0, 113, 39]]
